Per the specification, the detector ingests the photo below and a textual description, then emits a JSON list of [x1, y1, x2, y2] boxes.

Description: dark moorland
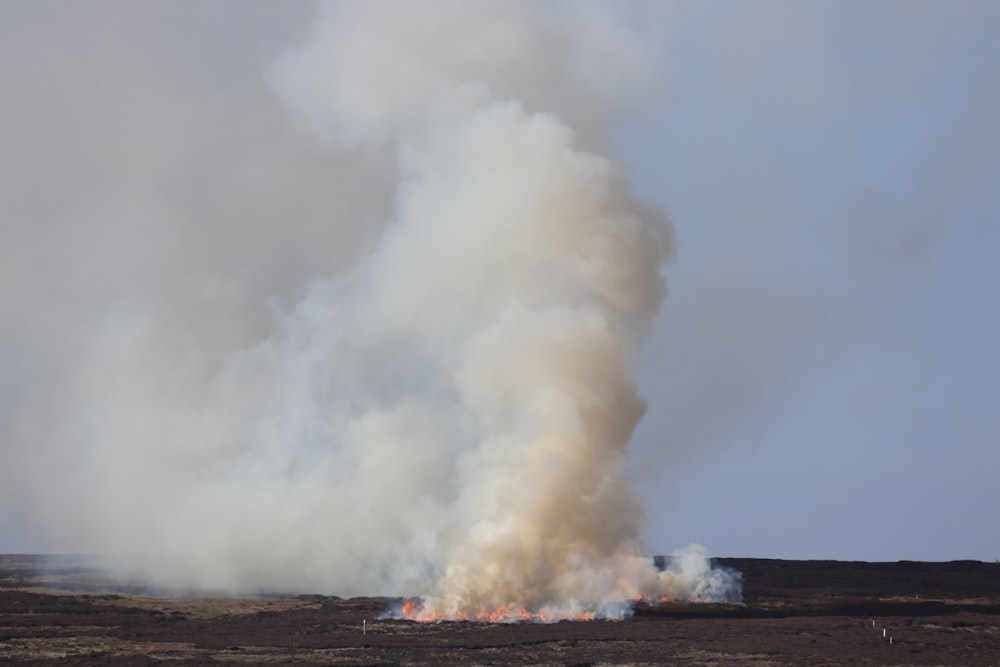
[[1, 554, 997, 665]]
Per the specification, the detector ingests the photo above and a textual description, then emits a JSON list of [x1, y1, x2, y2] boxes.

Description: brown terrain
[[1, 554, 998, 665]]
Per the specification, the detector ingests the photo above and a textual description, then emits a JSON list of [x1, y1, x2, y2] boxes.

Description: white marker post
[[363, 619, 367, 635], [883, 628, 886, 638]]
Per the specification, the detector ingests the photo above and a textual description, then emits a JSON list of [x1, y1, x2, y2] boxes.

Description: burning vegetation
[[382, 549, 743, 623]]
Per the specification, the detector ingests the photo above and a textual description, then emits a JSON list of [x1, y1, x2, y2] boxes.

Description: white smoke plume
[[0, 1, 740, 618]]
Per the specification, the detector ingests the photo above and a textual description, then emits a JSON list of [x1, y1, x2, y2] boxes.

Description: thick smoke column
[[264, 0, 739, 619], [0, 1, 740, 617]]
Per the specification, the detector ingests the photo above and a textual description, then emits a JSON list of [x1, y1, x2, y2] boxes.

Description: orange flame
[[393, 598, 612, 623]]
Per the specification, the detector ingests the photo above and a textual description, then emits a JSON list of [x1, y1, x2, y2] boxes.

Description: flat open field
[[1, 555, 997, 665]]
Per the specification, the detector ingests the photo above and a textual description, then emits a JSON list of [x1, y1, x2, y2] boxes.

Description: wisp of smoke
[[1, 0, 741, 620]]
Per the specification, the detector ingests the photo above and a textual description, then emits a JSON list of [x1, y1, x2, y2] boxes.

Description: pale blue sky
[[621, 1, 1000, 560]]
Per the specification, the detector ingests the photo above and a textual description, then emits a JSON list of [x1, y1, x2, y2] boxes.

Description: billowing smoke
[[0, 1, 739, 619]]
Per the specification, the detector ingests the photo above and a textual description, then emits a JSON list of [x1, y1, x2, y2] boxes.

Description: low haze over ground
[[1, 0, 998, 570]]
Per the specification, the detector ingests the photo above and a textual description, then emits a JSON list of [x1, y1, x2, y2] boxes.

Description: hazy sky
[[623, 0, 1000, 561], [1, 1, 998, 564]]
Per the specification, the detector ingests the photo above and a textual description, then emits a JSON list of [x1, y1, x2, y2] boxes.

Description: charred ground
[[1, 555, 997, 665]]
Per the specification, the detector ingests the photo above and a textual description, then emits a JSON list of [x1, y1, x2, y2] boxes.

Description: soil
[[1, 555, 997, 665]]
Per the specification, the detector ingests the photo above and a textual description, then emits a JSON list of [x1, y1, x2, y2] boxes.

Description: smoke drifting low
[[0, 1, 740, 618]]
